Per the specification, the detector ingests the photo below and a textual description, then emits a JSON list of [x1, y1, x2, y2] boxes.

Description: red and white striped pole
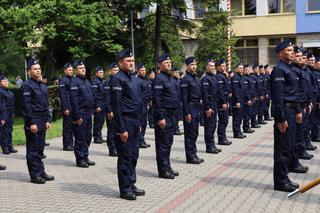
[[227, 0, 231, 72]]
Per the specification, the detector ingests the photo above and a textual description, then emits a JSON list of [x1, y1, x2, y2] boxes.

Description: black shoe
[[215, 147, 222, 152], [120, 192, 137, 200], [159, 171, 175, 179], [298, 151, 313, 160], [226, 139, 233, 144], [139, 143, 149, 148], [132, 185, 145, 196], [174, 129, 183, 135], [63, 146, 74, 151], [31, 176, 46, 184], [149, 124, 154, 128], [169, 169, 179, 176], [86, 159, 96, 166], [234, 134, 246, 139], [251, 124, 261, 128], [0, 164, 6, 170], [306, 144, 317, 151], [218, 140, 231, 146], [186, 158, 202, 164], [288, 180, 299, 189], [258, 121, 267, 125], [145, 143, 151, 147], [197, 157, 204, 163], [41, 155, 47, 159], [265, 118, 273, 121], [243, 128, 255, 133], [42, 173, 54, 181], [9, 148, 18, 153], [44, 142, 50, 146], [289, 165, 308, 173], [206, 148, 219, 154], [109, 149, 118, 157], [274, 183, 296, 192], [2, 149, 10, 155], [311, 137, 320, 142], [94, 140, 103, 144], [77, 161, 89, 168]]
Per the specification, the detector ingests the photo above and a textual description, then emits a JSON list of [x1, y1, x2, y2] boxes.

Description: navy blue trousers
[[72, 112, 92, 163], [93, 108, 106, 141], [1, 117, 14, 151], [139, 104, 148, 145], [204, 103, 218, 150], [217, 107, 229, 141], [115, 117, 140, 194], [106, 117, 116, 151], [232, 101, 244, 135], [183, 104, 200, 160], [155, 112, 175, 174], [243, 103, 252, 130], [62, 114, 74, 148]]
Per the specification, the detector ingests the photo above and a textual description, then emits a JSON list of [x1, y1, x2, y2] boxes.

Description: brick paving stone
[[0, 120, 319, 212]]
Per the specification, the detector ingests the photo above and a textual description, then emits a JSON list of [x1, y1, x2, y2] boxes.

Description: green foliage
[[195, 0, 239, 71]]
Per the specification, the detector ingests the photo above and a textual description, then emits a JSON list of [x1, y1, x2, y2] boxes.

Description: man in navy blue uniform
[[257, 65, 267, 125], [172, 68, 183, 136], [103, 62, 118, 157], [21, 59, 54, 184], [181, 56, 204, 164], [136, 64, 151, 149], [314, 57, 320, 142], [0, 75, 18, 154], [250, 65, 261, 129], [110, 48, 145, 200], [215, 59, 232, 145], [242, 65, 255, 134], [271, 40, 302, 192], [153, 54, 180, 179], [201, 59, 222, 154], [148, 71, 155, 128], [58, 63, 74, 151], [70, 60, 95, 168], [92, 66, 106, 144], [231, 63, 247, 139], [263, 65, 273, 121]]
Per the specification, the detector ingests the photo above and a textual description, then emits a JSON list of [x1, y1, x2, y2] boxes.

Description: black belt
[[188, 101, 200, 106], [80, 108, 93, 113], [122, 112, 139, 119], [208, 96, 217, 101], [284, 102, 300, 109], [32, 112, 47, 116], [163, 108, 176, 115]]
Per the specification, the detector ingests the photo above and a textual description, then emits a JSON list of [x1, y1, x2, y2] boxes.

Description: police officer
[[242, 65, 255, 133], [58, 63, 74, 151], [215, 59, 232, 145], [257, 65, 267, 125], [314, 57, 320, 141], [136, 64, 151, 148], [92, 66, 106, 144], [0, 75, 18, 154], [250, 66, 261, 128], [271, 40, 301, 192], [172, 67, 183, 135], [21, 59, 54, 184], [153, 54, 180, 179], [110, 48, 145, 200], [201, 59, 222, 154], [148, 71, 155, 128], [103, 62, 118, 157], [181, 56, 204, 164], [263, 65, 273, 121], [70, 60, 95, 168], [231, 63, 247, 139]]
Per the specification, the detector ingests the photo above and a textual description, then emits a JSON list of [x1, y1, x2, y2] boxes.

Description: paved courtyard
[[1, 120, 320, 213]]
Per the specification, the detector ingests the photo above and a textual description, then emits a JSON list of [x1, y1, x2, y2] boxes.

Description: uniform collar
[[186, 71, 196, 77], [206, 72, 214, 76]]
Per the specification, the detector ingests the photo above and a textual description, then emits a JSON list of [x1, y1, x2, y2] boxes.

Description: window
[[235, 39, 259, 65], [268, 0, 295, 14], [308, 0, 320, 12], [173, 8, 185, 19], [193, 0, 206, 19], [231, 0, 256, 16], [268, 37, 296, 65]]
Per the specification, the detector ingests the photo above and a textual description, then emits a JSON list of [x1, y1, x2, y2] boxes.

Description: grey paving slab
[[1, 119, 319, 213]]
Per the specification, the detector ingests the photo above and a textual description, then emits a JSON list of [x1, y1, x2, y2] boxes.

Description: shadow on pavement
[[0, 171, 30, 183], [59, 183, 119, 198]]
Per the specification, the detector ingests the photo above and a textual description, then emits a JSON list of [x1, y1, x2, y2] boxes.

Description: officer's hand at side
[[74, 118, 83, 125], [1, 120, 5, 126], [30, 124, 38, 134], [228, 93, 232, 98], [185, 114, 192, 123], [45, 122, 51, 129], [95, 107, 101, 113], [120, 131, 129, 143], [260, 96, 264, 100], [158, 119, 166, 129], [206, 109, 213, 118], [107, 112, 113, 120], [277, 121, 288, 134], [296, 113, 303, 124], [63, 110, 70, 116], [222, 104, 228, 110], [236, 103, 241, 109]]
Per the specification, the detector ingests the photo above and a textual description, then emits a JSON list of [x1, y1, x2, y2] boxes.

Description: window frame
[[235, 39, 259, 65], [231, 0, 257, 17], [267, 0, 296, 15], [306, 0, 320, 13]]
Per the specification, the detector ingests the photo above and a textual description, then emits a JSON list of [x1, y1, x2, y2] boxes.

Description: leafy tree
[[195, 0, 238, 71], [0, 0, 122, 78]]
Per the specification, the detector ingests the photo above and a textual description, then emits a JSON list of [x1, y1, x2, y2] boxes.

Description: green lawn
[[13, 117, 63, 146]]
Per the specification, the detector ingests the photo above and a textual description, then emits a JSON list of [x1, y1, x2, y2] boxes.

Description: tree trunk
[[43, 38, 57, 80]]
